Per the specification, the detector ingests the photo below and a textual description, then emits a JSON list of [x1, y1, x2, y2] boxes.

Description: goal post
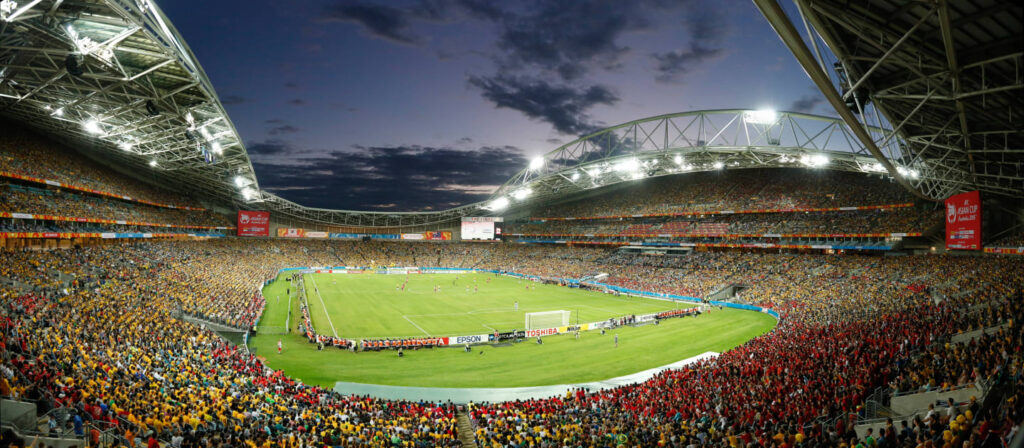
[[525, 310, 571, 330]]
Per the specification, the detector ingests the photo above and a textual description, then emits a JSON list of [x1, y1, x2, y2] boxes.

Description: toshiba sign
[[237, 211, 270, 237]]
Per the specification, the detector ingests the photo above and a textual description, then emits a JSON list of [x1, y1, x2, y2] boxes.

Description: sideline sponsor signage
[[450, 334, 490, 345], [945, 190, 981, 250], [305, 231, 328, 238], [524, 327, 560, 337], [277, 228, 305, 238], [237, 211, 270, 236]]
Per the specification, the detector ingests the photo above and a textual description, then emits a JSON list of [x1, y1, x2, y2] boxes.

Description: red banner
[[984, 247, 1024, 256], [945, 191, 981, 250], [237, 211, 270, 237]]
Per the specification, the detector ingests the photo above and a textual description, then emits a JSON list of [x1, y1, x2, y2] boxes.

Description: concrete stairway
[[456, 407, 478, 448]]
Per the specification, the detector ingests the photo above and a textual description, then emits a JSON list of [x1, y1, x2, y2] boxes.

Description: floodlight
[[570, 172, 580, 181], [234, 175, 246, 188], [713, 161, 724, 169], [185, 111, 195, 125], [674, 155, 683, 165], [149, 160, 157, 167], [615, 158, 640, 173], [52, 107, 63, 117], [743, 109, 777, 125], [118, 142, 132, 151], [199, 126, 212, 141], [800, 154, 829, 167], [588, 168, 600, 177], [512, 188, 532, 200], [211, 141, 222, 154], [529, 157, 544, 170], [241, 187, 257, 201], [83, 120, 102, 134], [488, 197, 509, 211]]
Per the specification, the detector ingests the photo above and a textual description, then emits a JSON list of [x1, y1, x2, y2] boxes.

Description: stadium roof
[[2, 1, 1020, 230], [754, 0, 1023, 200]]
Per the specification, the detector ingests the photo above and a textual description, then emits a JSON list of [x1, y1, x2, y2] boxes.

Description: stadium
[[1, 0, 1022, 447]]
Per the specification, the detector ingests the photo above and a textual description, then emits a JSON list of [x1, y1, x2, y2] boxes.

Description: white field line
[[307, 274, 339, 338], [402, 315, 431, 336]]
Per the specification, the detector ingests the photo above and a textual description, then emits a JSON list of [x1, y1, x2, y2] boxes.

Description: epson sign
[[453, 335, 485, 344]]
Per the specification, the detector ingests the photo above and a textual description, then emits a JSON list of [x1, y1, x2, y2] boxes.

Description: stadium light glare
[[529, 157, 544, 170], [743, 109, 778, 125], [487, 197, 509, 211], [185, 111, 195, 125], [674, 155, 683, 165], [234, 175, 246, 188], [615, 158, 640, 173], [713, 161, 724, 169], [199, 126, 212, 141], [148, 159, 157, 167], [570, 172, 580, 181], [51, 107, 63, 117], [118, 142, 132, 152], [241, 187, 257, 201], [800, 154, 829, 167], [512, 188, 532, 200], [83, 120, 102, 134], [211, 141, 222, 154]]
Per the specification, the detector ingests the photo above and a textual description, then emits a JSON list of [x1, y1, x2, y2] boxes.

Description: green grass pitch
[[249, 271, 777, 388]]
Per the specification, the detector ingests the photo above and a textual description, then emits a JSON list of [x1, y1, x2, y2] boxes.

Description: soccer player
[[614, 334, 619, 348], [514, 301, 518, 311], [277, 339, 283, 354]]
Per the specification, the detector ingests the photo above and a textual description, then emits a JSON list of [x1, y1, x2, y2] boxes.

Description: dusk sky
[[160, 0, 831, 211]]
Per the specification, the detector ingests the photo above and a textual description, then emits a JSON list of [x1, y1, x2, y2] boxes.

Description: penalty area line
[[402, 315, 431, 336]]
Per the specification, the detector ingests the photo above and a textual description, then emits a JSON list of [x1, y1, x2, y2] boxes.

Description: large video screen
[[237, 211, 270, 237], [462, 217, 503, 240]]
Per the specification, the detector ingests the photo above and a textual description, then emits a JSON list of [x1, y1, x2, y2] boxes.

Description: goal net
[[525, 310, 571, 330]]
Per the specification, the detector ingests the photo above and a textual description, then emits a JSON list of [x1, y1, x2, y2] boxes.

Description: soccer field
[[304, 272, 696, 338], [250, 271, 777, 388]]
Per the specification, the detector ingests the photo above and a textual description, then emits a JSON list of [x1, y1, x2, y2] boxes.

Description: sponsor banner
[[984, 247, 1024, 255], [0, 171, 207, 210], [11, 213, 33, 219], [237, 211, 270, 237], [277, 228, 305, 238], [401, 233, 425, 240], [369, 234, 400, 239], [423, 231, 452, 240], [945, 190, 982, 250], [525, 327, 560, 337], [329, 233, 361, 239], [101, 233, 116, 239], [530, 202, 915, 221], [450, 334, 491, 345], [305, 231, 329, 238]]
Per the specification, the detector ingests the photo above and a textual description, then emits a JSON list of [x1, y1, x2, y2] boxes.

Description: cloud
[[269, 125, 299, 136], [246, 140, 290, 156], [492, 2, 652, 81], [467, 74, 618, 136], [251, 144, 527, 211], [287, 99, 307, 106], [789, 94, 825, 113], [221, 95, 246, 105], [651, 6, 728, 83], [320, 2, 420, 45]]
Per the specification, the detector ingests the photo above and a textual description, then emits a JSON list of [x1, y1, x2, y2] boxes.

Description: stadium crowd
[[509, 207, 940, 237], [1, 182, 230, 228], [0, 127, 202, 208], [531, 169, 918, 218]]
